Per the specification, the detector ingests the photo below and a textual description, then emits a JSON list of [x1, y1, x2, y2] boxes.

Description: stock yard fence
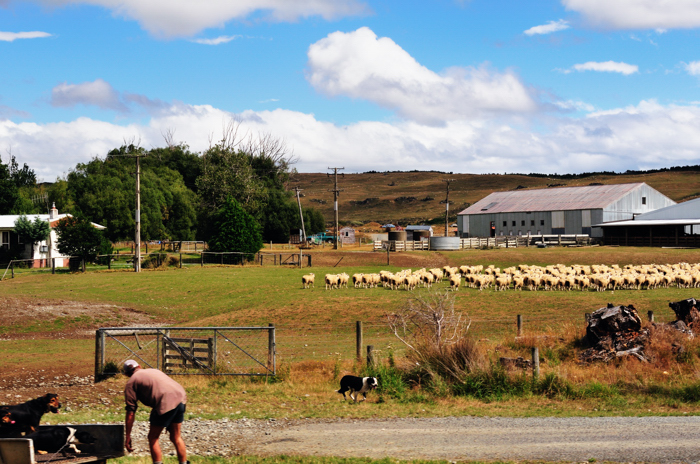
[[95, 313, 634, 381], [95, 326, 275, 381]]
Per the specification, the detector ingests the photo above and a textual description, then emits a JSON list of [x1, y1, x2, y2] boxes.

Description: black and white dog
[[26, 426, 96, 455], [337, 375, 378, 402]]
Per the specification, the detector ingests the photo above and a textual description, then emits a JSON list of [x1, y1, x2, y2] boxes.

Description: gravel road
[[127, 416, 700, 463]]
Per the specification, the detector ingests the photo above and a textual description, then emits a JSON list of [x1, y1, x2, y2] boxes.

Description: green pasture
[[2, 247, 697, 329], [5, 246, 700, 418]]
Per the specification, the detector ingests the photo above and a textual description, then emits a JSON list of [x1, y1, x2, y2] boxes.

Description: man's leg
[[167, 422, 187, 463], [147, 424, 165, 463]]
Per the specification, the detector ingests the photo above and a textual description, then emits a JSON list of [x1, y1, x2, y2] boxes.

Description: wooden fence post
[[11, 262, 14, 278], [356, 321, 363, 361], [366, 345, 375, 367], [532, 347, 539, 379], [52, 258, 56, 274], [517, 315, 523, 336], [648, 311, 654, 322], [200, 253, 204, 267], [268, 323, 276, 374]]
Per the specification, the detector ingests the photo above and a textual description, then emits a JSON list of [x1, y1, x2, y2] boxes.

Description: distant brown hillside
[[289, 170, 700, 227]]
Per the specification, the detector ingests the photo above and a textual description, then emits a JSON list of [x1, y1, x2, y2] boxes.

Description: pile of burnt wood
[[579, 298, 699, 363]]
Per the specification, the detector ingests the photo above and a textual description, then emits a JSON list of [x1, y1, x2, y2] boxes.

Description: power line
[[327, 167, 344, 250], [442, 178, 456, 237]]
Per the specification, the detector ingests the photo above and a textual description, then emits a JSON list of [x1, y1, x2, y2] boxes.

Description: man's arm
[[125, 410, 135, 452]]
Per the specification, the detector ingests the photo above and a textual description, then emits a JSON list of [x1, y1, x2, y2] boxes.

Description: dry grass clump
[[388, 290, 485, 384]]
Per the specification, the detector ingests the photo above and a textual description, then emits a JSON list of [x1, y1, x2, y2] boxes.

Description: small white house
[[0, 204, 105, 267]]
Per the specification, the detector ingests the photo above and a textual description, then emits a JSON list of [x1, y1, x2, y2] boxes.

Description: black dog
[[26, 426, 96, 455], [337, 375, 378, 402], [0, 408, 13, 426], [0, 393, 61, 437]]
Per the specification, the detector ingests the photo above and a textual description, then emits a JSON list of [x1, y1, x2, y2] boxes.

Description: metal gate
[[94, 326, 275, 381]]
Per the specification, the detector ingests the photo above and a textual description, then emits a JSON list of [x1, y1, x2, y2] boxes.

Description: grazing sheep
[[302, 273, 315, 289], [325, 274, 340, 290], [352, 274, 364, 288], [449, 274, 461, 291]]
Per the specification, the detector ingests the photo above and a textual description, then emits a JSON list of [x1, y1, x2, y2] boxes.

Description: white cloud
[[4, 99, 700, 180], [563, 0, 700, 30], [191, 35, 240, 45], [0, 31, 51, 42], [572, 61, 639, 75], [524, 19, 570, 36], [51, 79, 127, 111], [306, 27, 537, 125], [49, 79, 190, 115], [34, 0, 369, 38], [684, 61, 700, 76]]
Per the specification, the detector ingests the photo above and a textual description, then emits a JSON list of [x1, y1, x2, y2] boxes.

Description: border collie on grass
[[337, 375, 378, 402]]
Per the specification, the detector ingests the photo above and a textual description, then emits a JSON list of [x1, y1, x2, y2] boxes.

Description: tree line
[[0, 127, 326, 261]]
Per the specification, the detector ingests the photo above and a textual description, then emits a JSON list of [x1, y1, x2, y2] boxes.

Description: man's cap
[[123, 360, 140, 374]]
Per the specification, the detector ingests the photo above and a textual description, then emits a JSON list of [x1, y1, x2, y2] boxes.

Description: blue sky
[[3, 0, 700, 180]]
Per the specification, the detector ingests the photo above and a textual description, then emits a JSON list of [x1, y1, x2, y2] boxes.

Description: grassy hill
[[289, 169, 700, 227]]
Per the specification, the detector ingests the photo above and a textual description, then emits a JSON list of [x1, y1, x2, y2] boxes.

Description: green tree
[[14, 215, 50, 256], [0, 156, 19, 214], [54, 215, 110, 272], [208, 196, 263, 260], [64, 145, 197, 242]]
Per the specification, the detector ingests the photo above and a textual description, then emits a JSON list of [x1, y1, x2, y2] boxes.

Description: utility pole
[[125, 149, 147, 272], [327, 167, 344, 250], [443, 178, 456, 237], [293, 186, 306, 243], [134, 154, 142, 272]]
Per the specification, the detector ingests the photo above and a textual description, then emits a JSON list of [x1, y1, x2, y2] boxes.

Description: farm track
[[248, 416, 700, 463]]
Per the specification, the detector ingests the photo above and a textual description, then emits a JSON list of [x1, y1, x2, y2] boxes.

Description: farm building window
[[512, 221, 516, 226], [521, 220, 525, 226], [540, 220, 545, 226], [530, 220, 535, 226], [642, 196, 647, 205], [0, 231, 8, 249], [502, 221, 507, 227]]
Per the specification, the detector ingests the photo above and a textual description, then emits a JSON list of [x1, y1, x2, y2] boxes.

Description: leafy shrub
[[535, 372, 575, 399], [454, 365, 531, 400]]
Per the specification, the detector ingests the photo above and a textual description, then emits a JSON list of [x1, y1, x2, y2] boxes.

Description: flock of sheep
[[302, 262, 700, 292]]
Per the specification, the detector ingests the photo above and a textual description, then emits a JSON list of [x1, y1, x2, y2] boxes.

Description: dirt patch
[[0, 297, 171, 410], [0, 297, 165, 340]]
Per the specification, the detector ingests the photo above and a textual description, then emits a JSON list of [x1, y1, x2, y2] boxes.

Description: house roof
[[458, 183, 649, 215], [406, 225, 433, 231], [0, 214, 106, 230]]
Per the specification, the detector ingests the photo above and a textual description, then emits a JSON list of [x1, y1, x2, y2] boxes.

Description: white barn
[[457, 183, 675, 239]]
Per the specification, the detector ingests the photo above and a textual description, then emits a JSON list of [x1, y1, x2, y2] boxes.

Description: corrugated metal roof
[[595, 218, 700, 227], [458, 183, 647, 215], [0, 214, 106, 230], [0, 214, 53, 228], [636, 197, 700, 220], [406, 225, 432, 231]]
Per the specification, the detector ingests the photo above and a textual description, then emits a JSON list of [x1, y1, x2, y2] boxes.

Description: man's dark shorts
[[149, 402, 186, 428]]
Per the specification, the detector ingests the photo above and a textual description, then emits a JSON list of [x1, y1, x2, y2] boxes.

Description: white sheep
[[302, 273, 315, 289]]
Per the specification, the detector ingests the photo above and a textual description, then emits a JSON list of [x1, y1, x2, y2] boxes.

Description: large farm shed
[[596, 197, 700, 247], [456, 183, 675, 239]]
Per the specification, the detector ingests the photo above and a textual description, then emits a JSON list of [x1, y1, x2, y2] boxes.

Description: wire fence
[[95, 310, 671, 380], [96, 327, 274, 380]]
